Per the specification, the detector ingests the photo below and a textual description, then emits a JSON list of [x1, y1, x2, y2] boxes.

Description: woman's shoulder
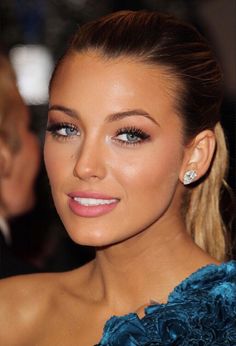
[[0, 271, 75, 345], [0, 261, 94, 345], [0, 270, 65, 301]]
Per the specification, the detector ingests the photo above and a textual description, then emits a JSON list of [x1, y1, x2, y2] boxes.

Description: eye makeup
[[46, 122, 80, 140], [113, 126, 151, 146], [46, 121, 151, 147]]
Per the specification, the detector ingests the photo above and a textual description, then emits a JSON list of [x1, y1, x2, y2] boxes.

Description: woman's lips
[[68, 192, 120, 217]]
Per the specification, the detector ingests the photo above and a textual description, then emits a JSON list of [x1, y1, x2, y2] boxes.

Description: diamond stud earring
[[183, 170, 197, 185]]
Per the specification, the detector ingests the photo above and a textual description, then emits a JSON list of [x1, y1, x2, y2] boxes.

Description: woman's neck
[[85, 215, 217, 316]]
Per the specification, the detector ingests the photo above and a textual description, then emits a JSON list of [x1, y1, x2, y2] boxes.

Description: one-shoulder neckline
[[98, 260, 236, 345], [109, 260, 236, 321]]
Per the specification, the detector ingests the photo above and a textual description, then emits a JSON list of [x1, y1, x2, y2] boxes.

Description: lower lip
[[68, 198, 119, 217]]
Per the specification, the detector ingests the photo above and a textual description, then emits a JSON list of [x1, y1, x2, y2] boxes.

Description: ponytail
[[185, 123, 229, 261]]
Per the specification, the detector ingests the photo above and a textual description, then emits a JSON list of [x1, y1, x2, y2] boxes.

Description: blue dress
[[98, 261, 236, 345]]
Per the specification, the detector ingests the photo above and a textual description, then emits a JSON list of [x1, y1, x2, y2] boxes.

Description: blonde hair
[[185, 123, 229, 261]]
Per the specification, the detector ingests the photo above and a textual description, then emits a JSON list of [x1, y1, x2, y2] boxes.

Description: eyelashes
[[114, 126, 150, 146], [46, 122, 80, 140], [46, 122, 151, 146]]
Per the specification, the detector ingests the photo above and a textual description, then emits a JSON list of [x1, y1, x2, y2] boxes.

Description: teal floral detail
[[98, 261, 236, 345]]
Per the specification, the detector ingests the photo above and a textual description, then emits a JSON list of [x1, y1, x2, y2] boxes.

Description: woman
[[0, 54, 40, 278], [0, 10, 235, 345]]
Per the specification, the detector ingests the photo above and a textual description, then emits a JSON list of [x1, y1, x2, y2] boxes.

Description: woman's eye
[[46, 123, 80, 138], [114, 127, 150, 145], [117, 133, 141, 143], [57, 126, 79, 137]]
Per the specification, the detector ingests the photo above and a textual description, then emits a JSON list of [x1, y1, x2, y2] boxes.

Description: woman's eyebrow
[[48, 105, 159, 126], [48, 105, 80, 119], [105, 109, 159, 126]]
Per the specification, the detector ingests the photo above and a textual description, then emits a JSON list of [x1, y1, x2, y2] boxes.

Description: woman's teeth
[[73, 197, 117, 206]]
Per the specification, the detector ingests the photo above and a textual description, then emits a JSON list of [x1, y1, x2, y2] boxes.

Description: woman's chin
[[67, 228, 114, 248]]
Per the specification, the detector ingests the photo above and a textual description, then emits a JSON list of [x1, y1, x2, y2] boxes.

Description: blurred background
[[0, 0, 235, 272]]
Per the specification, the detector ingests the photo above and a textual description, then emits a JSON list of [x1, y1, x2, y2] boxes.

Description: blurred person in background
[[0, 53, 40, 278]]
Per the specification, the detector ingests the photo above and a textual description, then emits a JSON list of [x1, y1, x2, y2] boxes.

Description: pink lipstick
[[68, 191, 119, 217]]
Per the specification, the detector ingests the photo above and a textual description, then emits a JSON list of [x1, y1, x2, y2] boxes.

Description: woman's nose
[[73, 139, 107, 181]]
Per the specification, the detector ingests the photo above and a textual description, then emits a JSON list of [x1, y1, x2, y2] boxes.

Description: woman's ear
[[179, 130, 216, 185], [0, 138, 13, 178]]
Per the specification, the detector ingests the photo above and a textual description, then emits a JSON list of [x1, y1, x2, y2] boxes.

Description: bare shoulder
[[0, 272, 68, 345], [0, 263, 94, 345]]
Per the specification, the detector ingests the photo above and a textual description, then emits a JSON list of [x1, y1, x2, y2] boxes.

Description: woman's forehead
[[49, 52, 184, 137], [51, 52, 182, 111]]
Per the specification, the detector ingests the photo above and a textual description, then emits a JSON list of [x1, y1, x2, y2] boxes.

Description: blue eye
[[115, 127, 150, 145], [117, 133, 141, 142], [46, 122, 80, 138], [58, 126, 79, 137]]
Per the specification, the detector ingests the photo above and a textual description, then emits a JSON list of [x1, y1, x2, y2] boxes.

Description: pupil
[[67, 127, 75, 135], [128, 133, 138, 141]]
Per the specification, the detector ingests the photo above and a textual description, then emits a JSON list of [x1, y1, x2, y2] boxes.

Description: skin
[[0, 52, 218, 345]]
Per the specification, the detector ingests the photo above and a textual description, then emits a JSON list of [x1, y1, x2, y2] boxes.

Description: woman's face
[[44, 52, 186, 247]]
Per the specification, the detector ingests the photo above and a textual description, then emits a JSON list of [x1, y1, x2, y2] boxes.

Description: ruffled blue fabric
[[98, 261, 236, 345]]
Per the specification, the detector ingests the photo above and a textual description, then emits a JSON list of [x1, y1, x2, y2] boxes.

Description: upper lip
[[68, 191, 120, 200]]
